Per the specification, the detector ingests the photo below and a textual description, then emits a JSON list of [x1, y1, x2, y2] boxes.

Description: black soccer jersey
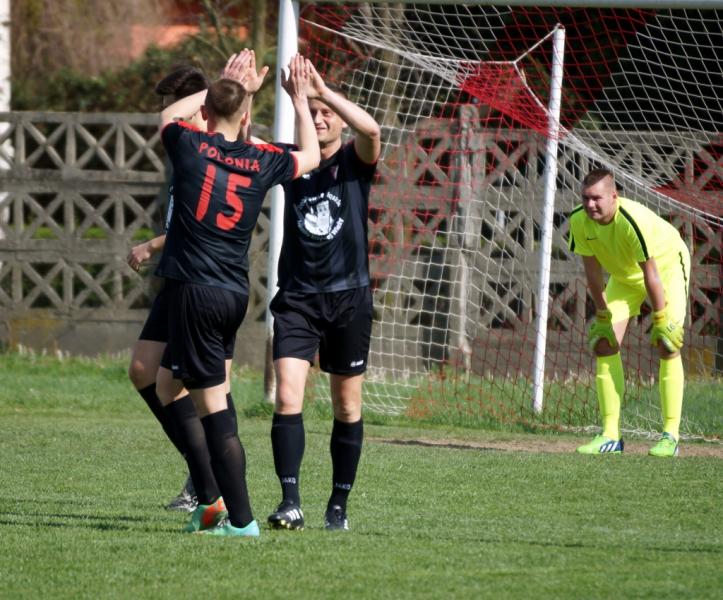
[[278, 141, 376, 292], [157, 122, 298, 295]]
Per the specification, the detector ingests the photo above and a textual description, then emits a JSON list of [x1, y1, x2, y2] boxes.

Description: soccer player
[[126, 55, 262, 512], [127, 65, 210, 512], [265, 60, 381, 531], [568, 168, 690, 457], [154, 53, 320, 537]]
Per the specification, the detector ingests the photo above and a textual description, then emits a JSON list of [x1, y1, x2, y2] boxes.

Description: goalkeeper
[[568, 168, 690, 457]]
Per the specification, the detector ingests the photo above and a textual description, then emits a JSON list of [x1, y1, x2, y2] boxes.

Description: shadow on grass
[[0, 508, 183, 533], [377, 438, 503, 452]]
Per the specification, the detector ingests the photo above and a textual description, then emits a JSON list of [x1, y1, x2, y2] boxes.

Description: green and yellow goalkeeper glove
[[587, 309, 617, 353], [651, 308, 683, 352]]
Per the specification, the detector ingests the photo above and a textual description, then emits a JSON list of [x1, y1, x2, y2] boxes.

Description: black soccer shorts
[[140, 281, 235, 360], [160, 280, 248, 389], [271, 286, 373, 375]]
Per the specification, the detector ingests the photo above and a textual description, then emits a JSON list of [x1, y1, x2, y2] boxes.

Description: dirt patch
[[370, 436, 723, 458]]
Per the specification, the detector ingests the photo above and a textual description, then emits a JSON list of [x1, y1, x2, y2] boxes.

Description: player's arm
[[582, 255, 617, 352], [306, 60, 381, 164], [281, 54, 320, 177], [159, 89, 207, 132], [639, 257, 666, 312], [127, 234, 166, 272], [582, 255, 607, 310], [640, 257, 683, 352]]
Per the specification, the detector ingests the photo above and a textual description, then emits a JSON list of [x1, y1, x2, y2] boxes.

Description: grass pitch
[[0, 352, 720, 599]]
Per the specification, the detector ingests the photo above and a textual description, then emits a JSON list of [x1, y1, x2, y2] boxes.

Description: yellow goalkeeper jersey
[[568, 196, 685, 286]]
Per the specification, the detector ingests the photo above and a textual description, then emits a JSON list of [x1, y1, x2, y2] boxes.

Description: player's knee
[[128, 357, 151, 389], [594, 338, 618, 357], [275, 382, 304, 413], [332, 395, 362, 422], [657, 344, 679, 360], [333, 404, 361, 423]]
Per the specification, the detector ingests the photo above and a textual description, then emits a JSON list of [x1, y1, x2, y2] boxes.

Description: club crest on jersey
[[295, 191, 344, 240]]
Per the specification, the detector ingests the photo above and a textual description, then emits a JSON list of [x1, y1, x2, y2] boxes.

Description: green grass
[[0, 352, 721, 599], [308, 368, 721, 439]]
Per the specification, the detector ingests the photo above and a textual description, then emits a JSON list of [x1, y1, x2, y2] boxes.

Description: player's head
[[309, 83, 348, 148], [155, 66, 209, 130], [581, 168, 618, 224], [155, 66, 210, 107], [201, 78, 250, 132]]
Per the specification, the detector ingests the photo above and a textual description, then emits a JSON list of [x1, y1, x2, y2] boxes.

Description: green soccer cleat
[[576, 435, 624, 455], [184, 497, 228, 533], [649, 432, 679, 457], [199, 519, 260, 538]]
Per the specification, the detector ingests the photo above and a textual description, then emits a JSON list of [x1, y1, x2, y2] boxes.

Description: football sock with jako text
[[271, 412, 305, 505]]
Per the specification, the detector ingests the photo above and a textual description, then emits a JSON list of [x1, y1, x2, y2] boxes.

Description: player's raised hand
[[223, 49, 270, 94], [221, 49, 252, 85], [305, 59, 326, 99], [281, 54, 311, 101], [242, 49, 269, 94], [651, 307, 683, 352], [587, 308, 618, 353]]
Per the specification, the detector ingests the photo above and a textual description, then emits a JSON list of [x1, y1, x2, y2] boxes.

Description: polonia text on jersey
[[197, 142, 261, 172]]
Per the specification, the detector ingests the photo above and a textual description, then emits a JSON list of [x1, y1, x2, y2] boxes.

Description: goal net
[[299, 3, 722, 440]]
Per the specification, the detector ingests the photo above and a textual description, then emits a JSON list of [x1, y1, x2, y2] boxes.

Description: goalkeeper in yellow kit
[[568, 168, 690, 457]]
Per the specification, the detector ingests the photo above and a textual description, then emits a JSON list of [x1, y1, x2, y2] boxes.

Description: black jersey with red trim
[[278, 141, 376, 292], [156, 121, 297, 294]]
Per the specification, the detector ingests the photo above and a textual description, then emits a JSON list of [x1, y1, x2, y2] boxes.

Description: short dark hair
[[154, 66, 210, 101], [582, 168, 615, 189], [205, 78, 247, 120]]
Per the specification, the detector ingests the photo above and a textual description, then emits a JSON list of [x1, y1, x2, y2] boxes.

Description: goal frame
[[266, 0, 723, 412]]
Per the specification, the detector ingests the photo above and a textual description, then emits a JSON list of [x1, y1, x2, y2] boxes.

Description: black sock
[[165, 396, 219, 505], [271, 412, 305, 505], [201, 409, 254, 528], [138, 383, 185, 456], [328, 418, 363, 511], [226, 392, 238, 433]]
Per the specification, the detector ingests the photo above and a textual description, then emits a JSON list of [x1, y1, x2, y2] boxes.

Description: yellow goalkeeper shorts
[[606, 243, 690, 325]]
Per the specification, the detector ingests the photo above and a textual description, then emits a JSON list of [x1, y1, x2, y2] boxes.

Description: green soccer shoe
[[184, 497, 228, 533], [200, 519, 260, 538], [576, 435, 624, 455], [649, 432, 679, 457]]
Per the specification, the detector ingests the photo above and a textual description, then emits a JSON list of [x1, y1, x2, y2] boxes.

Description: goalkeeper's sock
[[201, 409, 254, 529], [328, 418, 363, 511], [659, 355, 684, 440], [138, 383, 185, 456], [271, 412, 305, 505], [596, 353, 624, 440], [165, 395, 220, 505]]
